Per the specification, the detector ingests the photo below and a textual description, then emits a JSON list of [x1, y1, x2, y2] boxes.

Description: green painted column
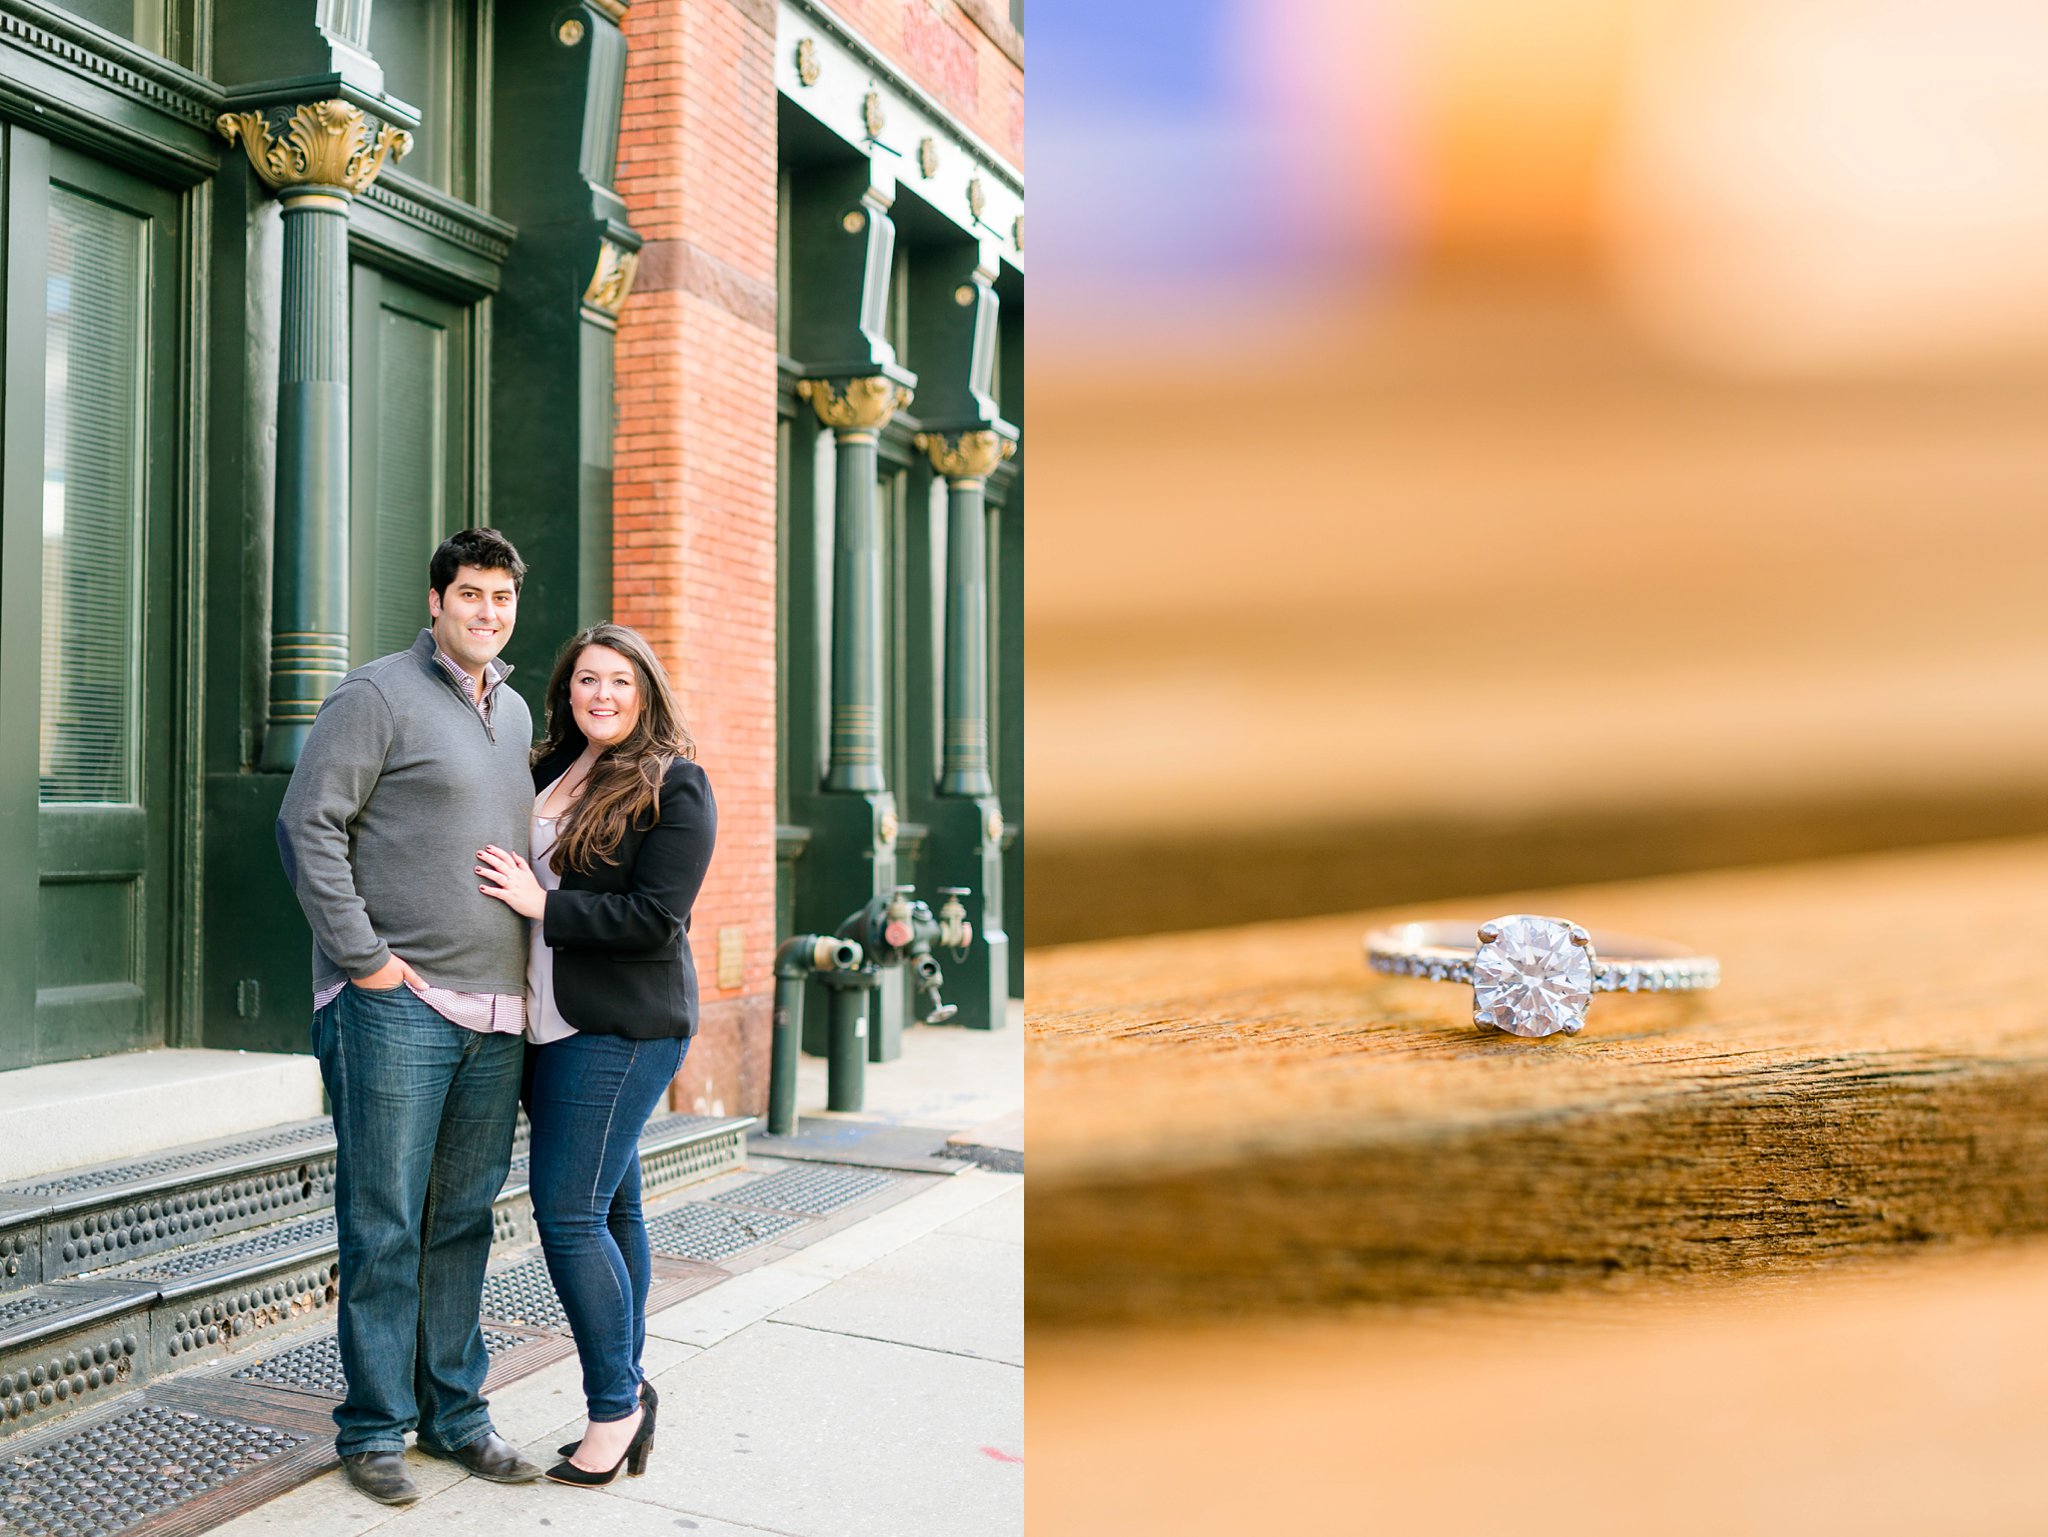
[[898, 232, 1017, 1031], [919, 432, 1014, 797], [913, 432, 1015, 1031], [799, 375, 913, 794], [218, 101, 411, 770], [786, 160, 918, 1049]]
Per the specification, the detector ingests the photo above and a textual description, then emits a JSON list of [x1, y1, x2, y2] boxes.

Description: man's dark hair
[[430, 527, 526, 597]]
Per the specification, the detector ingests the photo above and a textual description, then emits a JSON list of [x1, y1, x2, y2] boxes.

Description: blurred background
[[1026, 0, 2048, 946]]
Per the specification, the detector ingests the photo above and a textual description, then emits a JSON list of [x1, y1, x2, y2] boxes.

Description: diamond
[[1471, 914, 1595, 1038]]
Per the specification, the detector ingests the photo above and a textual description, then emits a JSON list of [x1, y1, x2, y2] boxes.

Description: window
[[40, 187, 145, 804]]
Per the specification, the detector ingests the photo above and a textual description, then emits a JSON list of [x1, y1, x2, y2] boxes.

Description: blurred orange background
[[1027, 0, 2048, 944]]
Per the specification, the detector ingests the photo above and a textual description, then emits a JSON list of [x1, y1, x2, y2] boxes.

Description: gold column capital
[[584, 239, 640, 317], [218, 99, 412, 197], [913, 428, 1015, 483], [798, 375, 914, 433]]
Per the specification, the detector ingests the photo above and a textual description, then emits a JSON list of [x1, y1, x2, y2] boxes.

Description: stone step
[[0, 1120, 339, 1295], [0, 1110, 751, 1442], [0, 1051, 326, 1186], [0, 1107, 752, 1297]]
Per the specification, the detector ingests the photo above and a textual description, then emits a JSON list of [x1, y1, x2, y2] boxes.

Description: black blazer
[[533, 745, 718, 1040]]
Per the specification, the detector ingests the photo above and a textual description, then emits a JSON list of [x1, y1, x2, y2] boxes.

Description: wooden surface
[[1024, 279, 2048, 941], [1030, 1237, 2048, 1537], [1027, 836, 2048, 1323]]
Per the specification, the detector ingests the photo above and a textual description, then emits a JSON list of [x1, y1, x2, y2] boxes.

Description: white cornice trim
[[779, 0, 1023, 267]]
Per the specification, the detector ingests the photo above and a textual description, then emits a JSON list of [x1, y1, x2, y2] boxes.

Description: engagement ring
[[1364, 914, 1719, 1038]]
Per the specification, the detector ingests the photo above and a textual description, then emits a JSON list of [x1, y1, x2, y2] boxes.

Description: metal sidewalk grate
[[645, 1203, 804, 1263], [120, 1214, 334, 1283], [710, 1165, 897, 1216], [1, 1126, 335, 1199], [479, 1256, 569, 1332], [230, 1327, 527, 1399], [0, 1401, 308, 1537]]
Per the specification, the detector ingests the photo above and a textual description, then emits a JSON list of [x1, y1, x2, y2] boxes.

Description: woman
[[474, 622, 716, 1486]]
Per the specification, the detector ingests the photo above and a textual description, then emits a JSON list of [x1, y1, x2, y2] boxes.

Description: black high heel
[[558, 1379, 657, 1459], [543, 1400, 655, 1487]]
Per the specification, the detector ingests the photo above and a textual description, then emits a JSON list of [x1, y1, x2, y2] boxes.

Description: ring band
[[1364, 913, 1720, 1038]]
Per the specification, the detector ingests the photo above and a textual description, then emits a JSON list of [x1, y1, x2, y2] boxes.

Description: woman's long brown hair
[[532, 623, 696, 875]]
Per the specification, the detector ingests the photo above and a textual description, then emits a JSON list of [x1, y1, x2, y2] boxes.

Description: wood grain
[[1027, 836, 2048, 1322], [1029, 1238, 2048, 1537]]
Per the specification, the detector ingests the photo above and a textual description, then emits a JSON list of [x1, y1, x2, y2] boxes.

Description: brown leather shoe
[[418, 1429, 542, 1483], [340, 1450, 420, 1505]]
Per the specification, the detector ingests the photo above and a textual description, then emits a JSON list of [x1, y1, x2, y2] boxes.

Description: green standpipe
[[770, 934, 862, 1136], [824, 982, 871, 1113]]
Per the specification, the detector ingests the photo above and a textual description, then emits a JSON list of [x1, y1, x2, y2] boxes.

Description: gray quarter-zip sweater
[[277, 629, 534, 996]]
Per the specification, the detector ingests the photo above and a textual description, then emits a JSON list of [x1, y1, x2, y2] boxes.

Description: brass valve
[[934, 887, 973, 955]]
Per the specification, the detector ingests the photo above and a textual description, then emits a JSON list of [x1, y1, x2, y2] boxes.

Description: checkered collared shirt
[[311, 650, 528, 1035]]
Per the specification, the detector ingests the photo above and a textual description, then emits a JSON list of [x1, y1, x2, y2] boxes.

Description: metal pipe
[[770, 935, 860, 1136], [825, 984, 870, 1112], [768, 971, 806, 1138], [911, 953, 957, 1026]]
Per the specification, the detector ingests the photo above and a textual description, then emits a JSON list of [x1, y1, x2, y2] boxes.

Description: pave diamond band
[[1365, 915, 1719, 1038]]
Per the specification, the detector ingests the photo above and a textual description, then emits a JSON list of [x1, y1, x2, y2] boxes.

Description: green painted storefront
[[771, 4, 1025, 1042], [0, 0, 638, 1068], [0, 0, 1024, 1076]]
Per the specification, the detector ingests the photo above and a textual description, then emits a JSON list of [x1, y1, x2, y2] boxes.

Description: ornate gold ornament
[[557, 17, 586, 45], [842, 209, 867, 234], [913, 429, 1013, 482], [795, 37, 820, 86], [217, 100, 412, 195], [798, 375, 913, 431], [966, 176, 986, 221], [954, 284, 976, 307], [878, 807, 899, 845], [583, 239, 640, 316], [918, 136, 940, 178], [985, 809, 1005, 844], [862, 90, 886, 138]]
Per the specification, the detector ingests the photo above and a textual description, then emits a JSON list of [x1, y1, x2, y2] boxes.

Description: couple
[[276, 527, 717, 1504]]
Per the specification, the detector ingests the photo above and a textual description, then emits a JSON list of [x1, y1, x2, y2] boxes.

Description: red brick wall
[[615, 0, 781, 1116], [813, 0, 1025, 166], [611, 0, 1019, 1116]]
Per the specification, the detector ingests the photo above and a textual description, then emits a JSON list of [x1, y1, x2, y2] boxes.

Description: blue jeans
[[524, 1032, 685, 1423], [312, 984, 523, 1456]]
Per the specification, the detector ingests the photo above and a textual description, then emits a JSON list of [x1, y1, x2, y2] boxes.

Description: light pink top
[[526, 780, 579, 1045]]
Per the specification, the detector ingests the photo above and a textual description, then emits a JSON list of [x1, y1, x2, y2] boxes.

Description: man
[[277, 528, 542, 1505]]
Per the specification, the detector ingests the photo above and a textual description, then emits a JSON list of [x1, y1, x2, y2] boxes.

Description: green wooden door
[[348, 265, 473, 665], [0, 137, 181, 1067]]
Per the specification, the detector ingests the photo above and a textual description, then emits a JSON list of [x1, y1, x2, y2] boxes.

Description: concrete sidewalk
[[213, 1010, 1023, 1537]]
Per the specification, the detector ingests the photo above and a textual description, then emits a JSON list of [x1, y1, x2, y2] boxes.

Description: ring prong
[[1561, 1019, 1585, 1035], [1569, 925, 1591, 947], [1477, 921, 1501, 944]]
